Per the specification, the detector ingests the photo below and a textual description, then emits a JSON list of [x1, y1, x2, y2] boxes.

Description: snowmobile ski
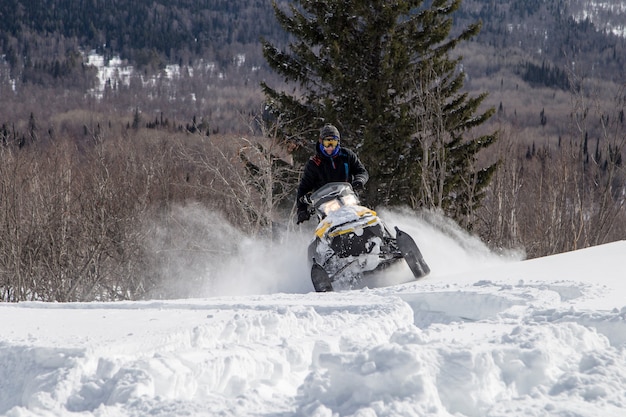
[[311, 262, 333, 292], [395, 226, 430, 279]]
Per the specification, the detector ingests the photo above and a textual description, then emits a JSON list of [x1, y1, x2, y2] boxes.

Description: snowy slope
[[1, 210, 625, 417]]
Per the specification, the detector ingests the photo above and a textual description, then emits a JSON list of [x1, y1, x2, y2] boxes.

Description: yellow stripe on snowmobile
[[315, 221, 332, 238], [357, 208, 376, 217], [328, 217, 379, 238]]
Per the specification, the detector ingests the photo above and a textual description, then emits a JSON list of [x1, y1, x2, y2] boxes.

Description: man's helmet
[[320, 124, 340, 141]]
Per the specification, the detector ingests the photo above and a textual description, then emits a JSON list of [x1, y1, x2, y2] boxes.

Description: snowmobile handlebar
[[300, 193, 316, 208], [298, 194, 316, 216], [299, 194, 312, 205]]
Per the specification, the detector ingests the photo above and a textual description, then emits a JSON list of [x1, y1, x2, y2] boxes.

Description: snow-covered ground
[[1, 209, 625, 417]]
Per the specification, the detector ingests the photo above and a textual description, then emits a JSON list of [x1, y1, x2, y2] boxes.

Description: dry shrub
[[477, 118, 626, 258], [0, 121, 297, 301]]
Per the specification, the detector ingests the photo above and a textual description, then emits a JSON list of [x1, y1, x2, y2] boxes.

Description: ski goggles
[[322, 136, 339, 147]]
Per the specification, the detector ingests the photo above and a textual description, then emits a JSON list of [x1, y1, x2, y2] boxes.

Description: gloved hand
[[297, 210, 310, 224], [351, 180, 364, 192]]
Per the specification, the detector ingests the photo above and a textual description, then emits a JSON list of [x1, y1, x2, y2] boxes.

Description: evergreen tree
[[261, 0, 497, 225]]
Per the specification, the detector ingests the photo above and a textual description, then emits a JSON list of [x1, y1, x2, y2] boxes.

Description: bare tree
[[475, 79, 626, 258], [178, 114, 298, 237]]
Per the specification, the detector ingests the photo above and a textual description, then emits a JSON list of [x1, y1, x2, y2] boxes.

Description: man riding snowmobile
[[296, 124, 430, 292]]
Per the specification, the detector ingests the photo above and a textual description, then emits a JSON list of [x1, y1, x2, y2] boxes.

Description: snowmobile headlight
[[342, 194, 358, 206], [320, 199, 341, 214]]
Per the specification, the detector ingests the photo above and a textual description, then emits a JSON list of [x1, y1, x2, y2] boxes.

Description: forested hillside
[[0, 0, 295, 138], [457, 0, 626, 82], [0, 0, 288, 71], [0, 0, 624, 133], [1, 0, 625, 134]]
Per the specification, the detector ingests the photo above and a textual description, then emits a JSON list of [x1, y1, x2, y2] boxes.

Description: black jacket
[[296, 144, 369, 213]]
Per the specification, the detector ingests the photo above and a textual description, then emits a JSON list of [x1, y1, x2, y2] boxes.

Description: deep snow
[[1, 209, 625, 417]]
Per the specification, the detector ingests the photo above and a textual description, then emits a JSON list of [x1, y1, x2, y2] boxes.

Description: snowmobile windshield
[[310, 182, 359, 216]]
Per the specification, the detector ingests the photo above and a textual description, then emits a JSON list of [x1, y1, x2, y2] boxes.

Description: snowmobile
[[302, 182, 430, 292]]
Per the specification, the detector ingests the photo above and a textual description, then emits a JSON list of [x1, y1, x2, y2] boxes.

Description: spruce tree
[[262, 0, 497, 226]]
